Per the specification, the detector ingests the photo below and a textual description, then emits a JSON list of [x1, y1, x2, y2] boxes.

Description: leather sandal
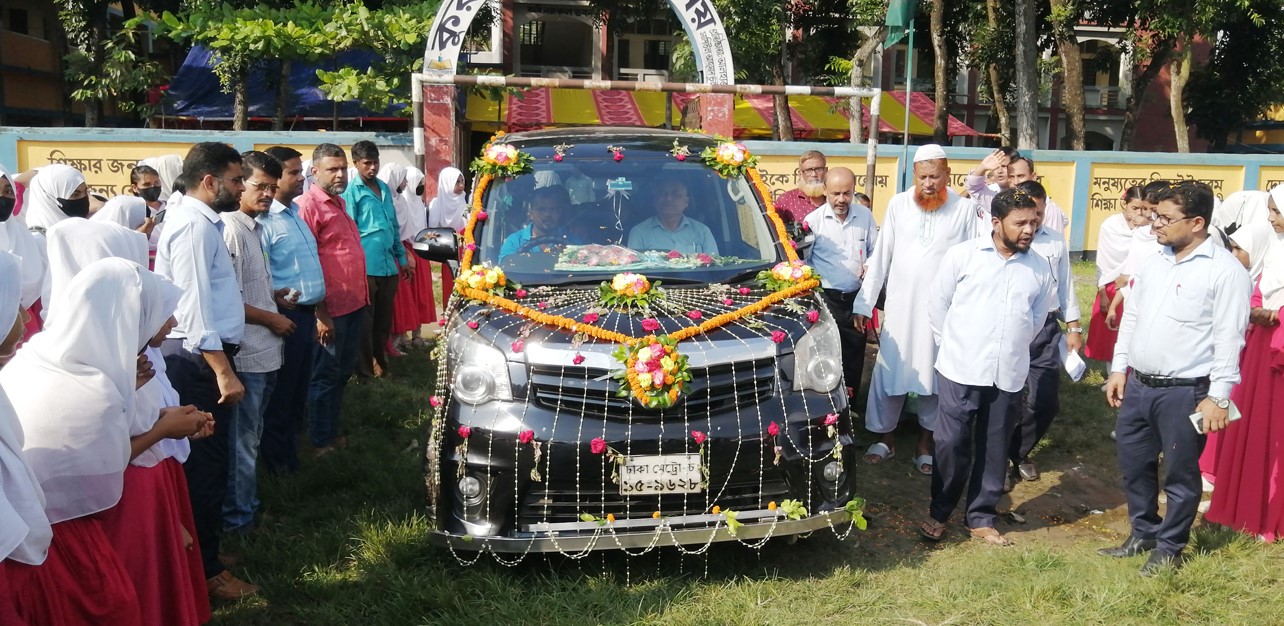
[[207, 570, 260, 600]]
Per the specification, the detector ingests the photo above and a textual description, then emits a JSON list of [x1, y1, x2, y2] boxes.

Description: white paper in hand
[[1058, 337, 1086, 382]]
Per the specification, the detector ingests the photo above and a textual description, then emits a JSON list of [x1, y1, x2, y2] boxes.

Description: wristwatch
[[1208, 396, 1230, 409], [1066, 328, 1084, 334]]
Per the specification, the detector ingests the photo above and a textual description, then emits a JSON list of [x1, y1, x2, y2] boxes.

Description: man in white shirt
[[803, 167, 877, 398], [627, 180, 719, 255], [920, 188, 1054, 547], [155, 142, 258, 599], [852, 144, 982, 475], [1006, 181, 1084, 487], [1007, 157, 1068, 233], [1103, 180, 1251, 576]]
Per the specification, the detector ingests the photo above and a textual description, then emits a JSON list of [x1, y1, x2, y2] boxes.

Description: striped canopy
[[463, 88, 980, 139]]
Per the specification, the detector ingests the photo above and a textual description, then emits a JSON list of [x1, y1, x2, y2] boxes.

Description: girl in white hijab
[[91, 196, 149, 231], [139, 155, 183, 199], [0, 251, 53, 621], [22, 163, 89, 231], [0, 164, 45, 310], [388, 165, 437, 350], [428, 166, 468, 232], [0, 258, 193, 624]]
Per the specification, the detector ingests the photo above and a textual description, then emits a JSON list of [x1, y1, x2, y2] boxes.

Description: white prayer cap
[[913, 144, 948, 163]]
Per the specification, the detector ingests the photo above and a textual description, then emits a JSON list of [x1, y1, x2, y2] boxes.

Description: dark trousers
[[1115, 375, 1207, 555], [310, 308, 365, 448], [931, 373, 1018, 529], [358, 275, 399, 377], [1009, 314, 1062, 464], [260, 306, 317, 474], [163, 341, 237, 580], [821, 288, 868, 399]]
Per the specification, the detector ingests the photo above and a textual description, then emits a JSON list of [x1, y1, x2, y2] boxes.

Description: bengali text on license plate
[[618, 454, 703, 495]]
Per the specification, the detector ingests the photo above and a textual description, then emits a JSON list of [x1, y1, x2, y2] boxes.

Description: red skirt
[[1206, 325, 1284, 542], [1, 560, 27, 625], [392, 243, 439, 334], [8, 516, 142, 626], [1084, 283, 1120, 361], [22, 301, 42, 343], [98, 460, 211, 626]]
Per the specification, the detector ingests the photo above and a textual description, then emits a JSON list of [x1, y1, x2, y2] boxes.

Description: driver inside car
[[498, 184, 583, 260]]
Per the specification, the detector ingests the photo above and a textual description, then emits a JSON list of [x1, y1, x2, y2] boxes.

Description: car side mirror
[[412, 227, 460, 263]]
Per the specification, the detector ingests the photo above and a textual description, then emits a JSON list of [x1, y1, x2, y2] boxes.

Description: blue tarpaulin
[[160, 45, 405, 119]]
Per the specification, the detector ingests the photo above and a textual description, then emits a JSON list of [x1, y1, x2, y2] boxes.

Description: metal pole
[[866, 94, 881, 203], [899, 23, 915, 192], [412, 73, 880, 99], [412, 74, 425, 173]]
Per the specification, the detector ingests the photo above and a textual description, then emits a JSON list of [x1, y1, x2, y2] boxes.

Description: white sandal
[[864, 442, 895, 464]]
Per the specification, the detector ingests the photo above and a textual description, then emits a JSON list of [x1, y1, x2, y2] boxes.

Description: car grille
[[528, 357, 776, 417]]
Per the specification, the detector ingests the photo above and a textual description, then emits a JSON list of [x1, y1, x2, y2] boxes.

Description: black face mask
[[138, 187, 163, 203], [0, 196, 14, 222], [57, 196, 90, 219], [415, 184, 425, 197]]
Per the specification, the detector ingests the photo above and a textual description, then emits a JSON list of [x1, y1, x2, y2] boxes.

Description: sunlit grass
[[211, 263, 1283, 625]]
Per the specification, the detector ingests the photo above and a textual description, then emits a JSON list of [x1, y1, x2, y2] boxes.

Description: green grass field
[[213, 262, 1283, 625]]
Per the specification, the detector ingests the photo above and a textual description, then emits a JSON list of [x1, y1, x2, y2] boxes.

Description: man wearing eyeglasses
[[1103, 180, 1251, 576], [221, 151, 295, 536], [775, 150, 829, 226]]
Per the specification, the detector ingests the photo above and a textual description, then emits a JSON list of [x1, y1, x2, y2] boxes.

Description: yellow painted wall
[[1082, 163, 1245, 251], [17, 140, 193, 197], [753, 154, 900, 222]]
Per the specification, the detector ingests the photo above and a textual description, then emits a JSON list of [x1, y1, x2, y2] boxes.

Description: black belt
[[222, 342, 241, 357], [1133, 372, 1209, 388]]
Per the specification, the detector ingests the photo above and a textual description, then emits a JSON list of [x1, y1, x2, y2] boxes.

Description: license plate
[[618, 454, 703, 495]]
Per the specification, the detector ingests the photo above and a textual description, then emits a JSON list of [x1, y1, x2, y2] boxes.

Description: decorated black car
[[413, 128, 865, 560]]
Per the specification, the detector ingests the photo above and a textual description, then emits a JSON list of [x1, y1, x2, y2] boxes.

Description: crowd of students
[[0, 142, 468, 624]]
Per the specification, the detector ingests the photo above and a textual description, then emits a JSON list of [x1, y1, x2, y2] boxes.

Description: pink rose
[[511, 340, 525, 353], [801, 221, 811, 232], [518, 430, 534, 444], [467, 320, 479, 329], [738, 287, 751, 296], [476, 211, 488, 221], [613, 152, 623, 162], [676, 154, 686, 161], [723, 298, 735, 306], [767, 421, 779, 436], [790, 240, 798, 249], [457, 425, 471, 439], [465, 242, 477, 251], [771, 330, 786, 343], [691, 430, 706, 445], [537, 301, 548, 310], [806, 310, 820, 324], [583, 312, 599, 323], [823, 413, 839, 426], [668, 250, 682, 259], [573, 353, 585, 365], [696, 254, 714, 266], [430, 395, 442, 407], [554, 154, 564, 162], [590, 438, 607, 454], [687, 310, 703, 320], [515, 288, 528, 298], [641, 318, 661, 332]]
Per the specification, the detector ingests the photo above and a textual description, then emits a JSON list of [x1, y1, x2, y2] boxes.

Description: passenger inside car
[[626, 179, 719, 255]]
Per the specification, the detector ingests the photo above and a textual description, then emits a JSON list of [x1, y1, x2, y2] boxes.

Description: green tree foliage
[[1185, 1, 1284, 149], [313, 2, 441, 117], [64, 16, 168, 123]]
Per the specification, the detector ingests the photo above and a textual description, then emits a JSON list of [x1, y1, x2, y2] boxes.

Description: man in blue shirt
[[499, 184, 579, 260], [258, 146, 325, 474], [340, 141, 414, 378], [627, 179, 719, 255]]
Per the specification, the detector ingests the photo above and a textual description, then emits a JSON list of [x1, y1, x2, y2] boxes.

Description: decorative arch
[[423, 0, 735, 84]]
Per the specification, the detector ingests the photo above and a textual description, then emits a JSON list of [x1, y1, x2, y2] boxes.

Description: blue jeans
[[224, 370, 277, 532], [261, 306, 317, 474], [309, 308, 365, 448]]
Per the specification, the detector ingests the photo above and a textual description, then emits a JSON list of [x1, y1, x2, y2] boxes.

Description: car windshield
[[473, 144, 782, 286]]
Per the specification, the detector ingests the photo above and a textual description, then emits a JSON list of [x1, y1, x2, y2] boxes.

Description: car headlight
[[792, 306, 843, 393], [448, 328, 513, 404]]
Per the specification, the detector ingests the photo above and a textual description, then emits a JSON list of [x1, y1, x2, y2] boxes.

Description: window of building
[[643, 39, 669, 71], [6, 8, 30, 35]]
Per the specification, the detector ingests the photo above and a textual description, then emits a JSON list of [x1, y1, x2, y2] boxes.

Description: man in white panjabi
[[852, 144, 982, 475]]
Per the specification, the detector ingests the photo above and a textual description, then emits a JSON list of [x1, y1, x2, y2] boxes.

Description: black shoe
[[1003, 465, 1019, 493], [1018, 461, 1039, 482], [1139, 550, 1185, 577], [1097, 536, 1156, 558]]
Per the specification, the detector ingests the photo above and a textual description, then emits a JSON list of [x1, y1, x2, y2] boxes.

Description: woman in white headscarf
[[0, 258, 204, 624], [43, 219, 212, 625], [19, 163, 90, 328], [1204, 184, 1284, 543], [1086, 185, 1150, 362], [1215, 191, 1273, 281], [0, 250, 53, 625], [92, 195, 150, 232], [427, 167, 468, 306], [388, 165, 436, 350], [139, 154, 183, 200], [0, 164, 45, 314]]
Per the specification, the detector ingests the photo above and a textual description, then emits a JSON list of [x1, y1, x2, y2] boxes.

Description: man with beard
[[918, 187, 1054, 546], [221, 151, 294, 535], [154, 141, 258, 599], [257, 146, 326, 475], [1103, 181, 1250, 576], [803, 167, 877, 398], [775, 150, 829, 226], [852, 144, 981, 476], [1005, 180, 1082, 489], [297, 144, 368, 456]]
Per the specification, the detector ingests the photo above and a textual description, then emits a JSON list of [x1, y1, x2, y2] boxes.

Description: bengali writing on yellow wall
[[17, 141, 191, 198], [1257, 166, 1284, 191], [754, 154, 899, 222], [1083, 163, 1245, 249]]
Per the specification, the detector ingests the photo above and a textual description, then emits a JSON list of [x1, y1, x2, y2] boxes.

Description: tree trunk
[[273, 59, 292, 131], [1169, 36, 1192, 153], [1014, 0, 1040, 149], [1049, 0, 1085, 150], [929, 0, 949, 144], [771, 24, 794, 141], [1119, 38, 1173, 151], [850, 26, 886, 143], [233, 71, 249, 131], [985, 0, 1011, 145]]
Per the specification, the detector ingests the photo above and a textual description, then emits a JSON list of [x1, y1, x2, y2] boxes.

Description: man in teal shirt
[[341, 140, 415, 378]]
